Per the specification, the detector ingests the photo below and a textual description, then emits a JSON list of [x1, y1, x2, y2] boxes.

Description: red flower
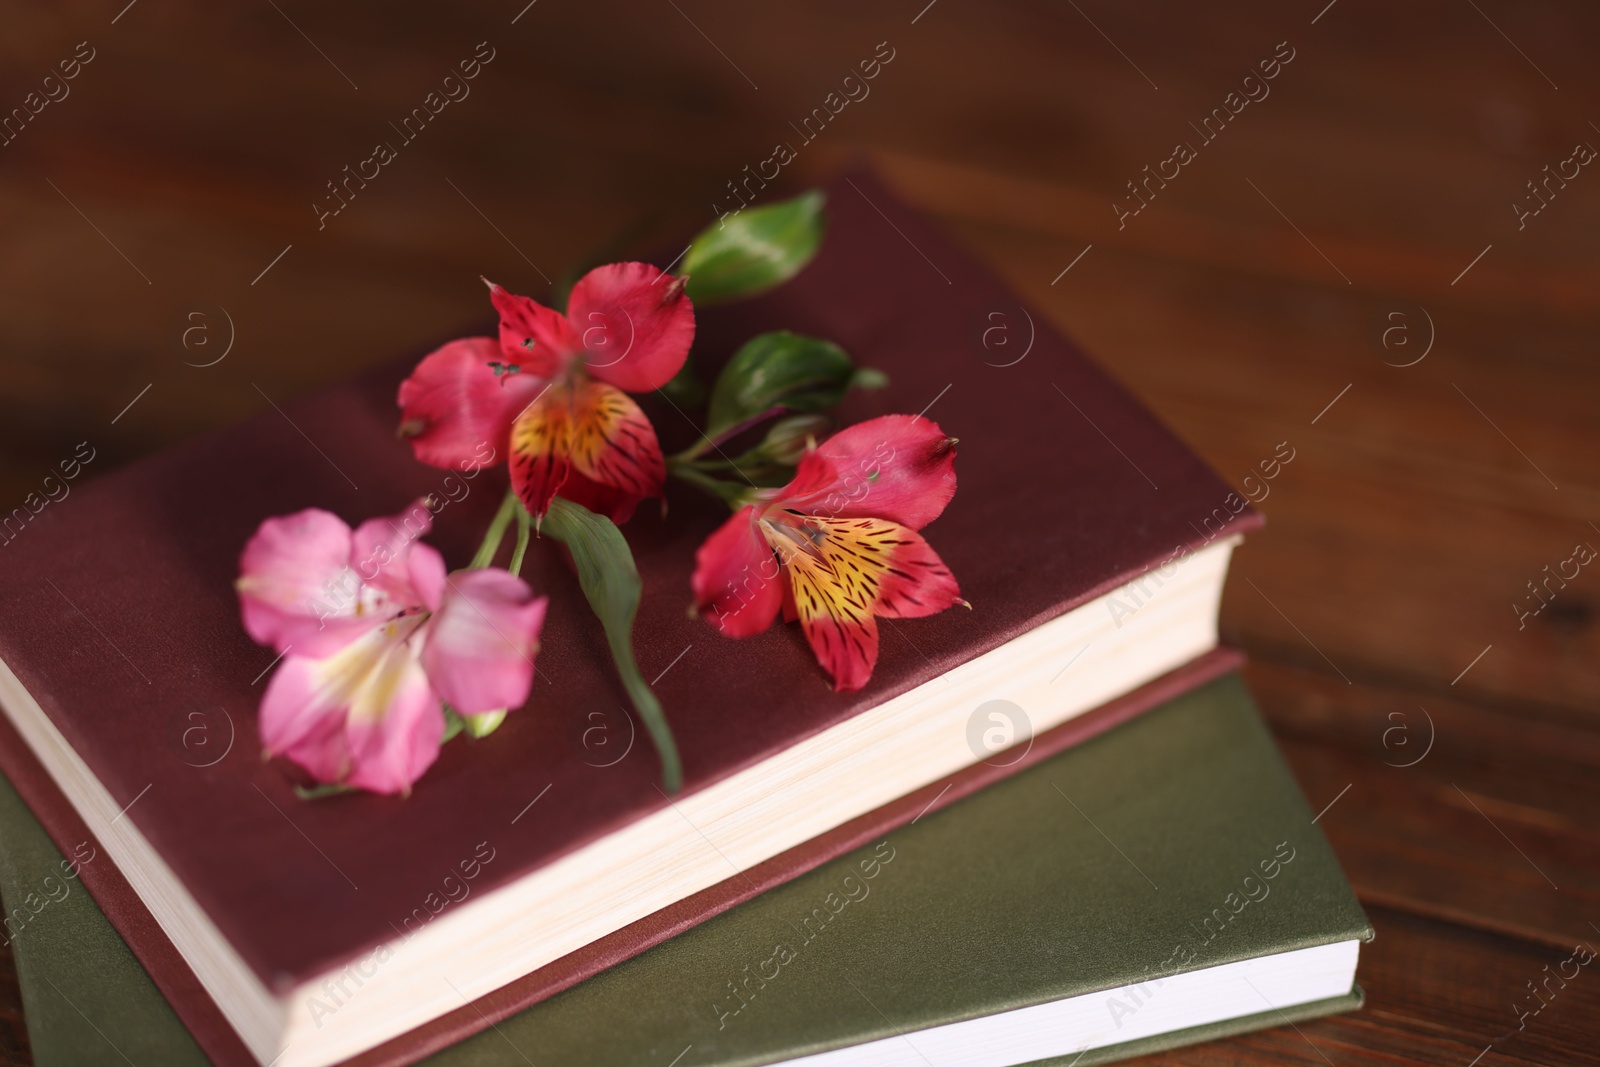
[[397, 263, 694, 524], [691, 415, 965, 692]]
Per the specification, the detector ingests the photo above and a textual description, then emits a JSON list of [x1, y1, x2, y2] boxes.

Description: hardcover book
[[0, 172, 1260, 1067], [0, 673, 1370, 1067]]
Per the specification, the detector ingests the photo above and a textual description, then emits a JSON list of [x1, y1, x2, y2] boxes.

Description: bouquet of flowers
[[233, 192, 965, 797]]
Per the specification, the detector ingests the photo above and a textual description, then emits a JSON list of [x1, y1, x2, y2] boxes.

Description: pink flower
[[396, 263, 694, 525], [236, 503, 547, 795], [690, 415, 965, 692]]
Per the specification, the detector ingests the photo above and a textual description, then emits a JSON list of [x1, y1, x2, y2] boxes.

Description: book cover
[[0, 171, 1260, 1060], [0, 672, 1368, 1067]]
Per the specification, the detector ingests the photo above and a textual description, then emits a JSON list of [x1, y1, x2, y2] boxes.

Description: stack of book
[[0, 173, 1368, 1067]]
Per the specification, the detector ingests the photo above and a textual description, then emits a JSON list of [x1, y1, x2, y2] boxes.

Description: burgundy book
[[0, 171, 1259, 1067]]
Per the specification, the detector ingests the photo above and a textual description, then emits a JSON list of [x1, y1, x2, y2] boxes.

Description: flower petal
[[770, 514, 956, 691], [871, 526, 964, 619], [510, 380, 666, 522], [341, 640, 444, 796], [407, 541, 447, 613], [487, 281, 578, 371], [782, 415, 958, 530], [421, 569, 547, 715], [237, 509, 376, 657], [566, 262, 695, 393], [257, 614, 424, 786], [396, 337, 544, 471], [789, 567, 879, 694], [350, 502, 436, 607], [566, 381, 667, 518], [508, 387, 575, 521], [276, 712, 351, 787], [691, 506, 783, 637], [259, 653, 352, 780]]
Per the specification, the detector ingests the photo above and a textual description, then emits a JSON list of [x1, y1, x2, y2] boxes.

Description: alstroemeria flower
[[236, 503, 547, 795], [691, 415, 964, 692], [396, 263, 694, 525]]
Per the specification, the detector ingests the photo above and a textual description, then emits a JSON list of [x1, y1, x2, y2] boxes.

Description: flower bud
[[758, 414, 832, 466]]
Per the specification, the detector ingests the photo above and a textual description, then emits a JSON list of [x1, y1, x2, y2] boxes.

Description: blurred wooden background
[[2, 0, 1598, 1063]]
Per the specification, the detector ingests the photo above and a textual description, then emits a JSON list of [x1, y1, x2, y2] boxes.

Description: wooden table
[[2, 1, 1596, 1063]]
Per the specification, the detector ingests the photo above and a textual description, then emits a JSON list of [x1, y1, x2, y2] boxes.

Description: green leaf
[[441, 706, 466, 743], [682, 190, 826, 305], [705, 331, 884, 442], [542, 497, 683, 793]]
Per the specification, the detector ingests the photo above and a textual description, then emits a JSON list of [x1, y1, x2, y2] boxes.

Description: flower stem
[[672, 405, 784, 463], [667, 462, 751, 509], [508, 502, 533, 575], [470, 490, 519, 569]]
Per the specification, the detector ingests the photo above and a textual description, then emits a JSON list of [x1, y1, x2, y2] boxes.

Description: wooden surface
[[3, 0, 1598, 1063]]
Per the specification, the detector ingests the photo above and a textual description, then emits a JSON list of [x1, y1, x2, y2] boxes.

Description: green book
[[0, 674, 1369, 1067]]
